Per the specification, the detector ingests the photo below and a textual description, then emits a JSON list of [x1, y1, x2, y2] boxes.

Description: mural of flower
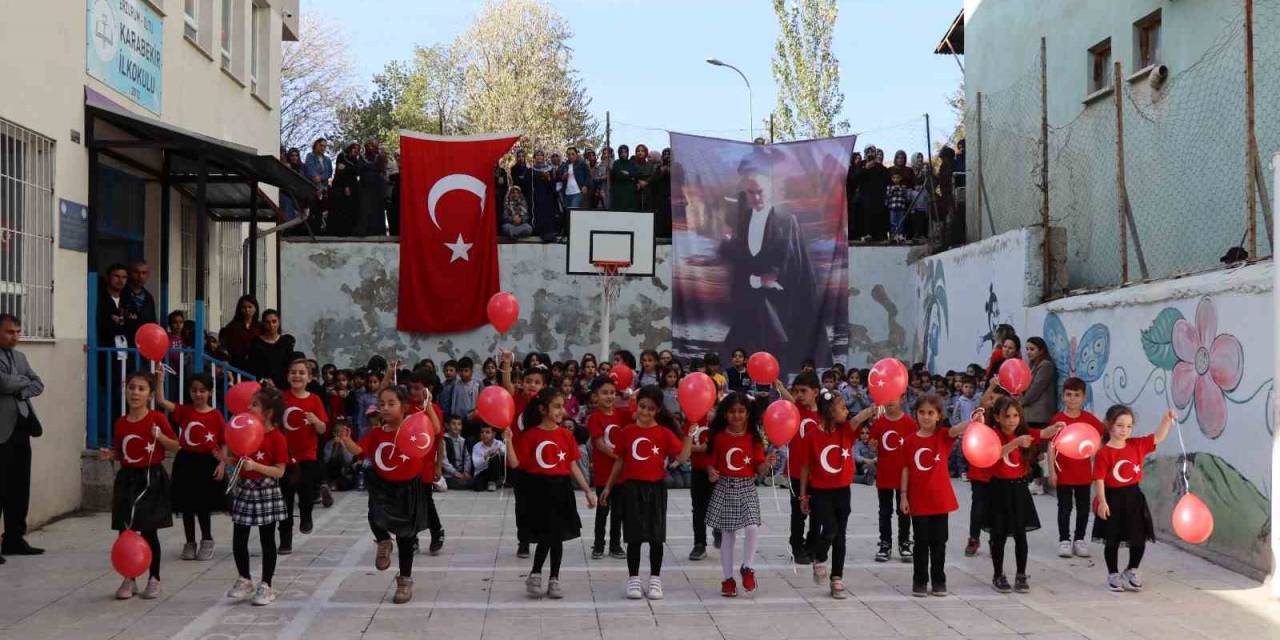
[[1170, 297, 1243, 438]]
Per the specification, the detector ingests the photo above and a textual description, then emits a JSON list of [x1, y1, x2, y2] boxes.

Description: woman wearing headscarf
[[845, 150, 864, 240], [888, 150, 916, 187], [609, 145, 639, 212], [327, 143, 363, 237], [632, 144, 655, 212], [593, 146, 613, 209], [650, 148, 674, 237], [853, 146, 889, 241], [529, 150, 560, 242]]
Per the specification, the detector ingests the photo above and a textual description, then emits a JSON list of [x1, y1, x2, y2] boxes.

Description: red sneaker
[[740, 566, 757, 592], [720, 578, 738, 598]]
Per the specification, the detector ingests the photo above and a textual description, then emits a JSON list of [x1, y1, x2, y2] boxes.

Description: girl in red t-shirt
[[98, 372, 179, 601], [799, 389, 878, 599], [704, 392, 775, 598], [587, 377, 629, 559], [280, 359, 329, 554], [334, 386, 436, 604], [509, 387, 595, 599], [157, 372, 226, 562], [601, 386, 688, 600], [899, 395, 967, 597], [1092, 405, 1173, 593], [225, 385, 289, 606]]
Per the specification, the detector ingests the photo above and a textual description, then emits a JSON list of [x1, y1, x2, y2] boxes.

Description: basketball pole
[[600, 288, 611, 364]]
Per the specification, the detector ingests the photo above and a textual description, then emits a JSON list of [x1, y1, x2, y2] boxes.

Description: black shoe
[[591, 546, 605, 559], [688, 545, 707, 561], [299, 514, 313, 535], [1, 540, 44, 556], [931, 583, 948, 597], [1013, 574, 1030, 593], [0, 554, 6, 564], [793, 548, 813, 565], [712, 530, 722, 549], [278, 544, 293, 556], [911, 583, 928, 598], [320, 485, 334, 508], [992, 575, 1011, 593], [517, 543, 530, 559], [609, 546, 625, 559], [429, 534, 444, 556], [874, 543, 890, 563], [898, 540, 913, 562]]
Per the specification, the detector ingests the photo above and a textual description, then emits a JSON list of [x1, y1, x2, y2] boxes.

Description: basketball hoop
[[593, 260, 629, 307]]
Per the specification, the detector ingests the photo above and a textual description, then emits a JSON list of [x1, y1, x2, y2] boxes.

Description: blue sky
[[303, 0, 964, 155]]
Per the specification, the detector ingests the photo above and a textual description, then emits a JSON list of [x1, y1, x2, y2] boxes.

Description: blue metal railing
[[86, 275, 257, 449]]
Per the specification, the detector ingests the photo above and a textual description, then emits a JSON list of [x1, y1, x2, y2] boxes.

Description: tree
[[336, 45, 466, 153], [455, 0, 597, 153], [279, 14, 358, 149], [769, 0, 848, 141], [944, 82, 966, 145]]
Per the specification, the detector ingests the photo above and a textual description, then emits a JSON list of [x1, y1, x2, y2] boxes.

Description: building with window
[[0, 0, 311, 525]]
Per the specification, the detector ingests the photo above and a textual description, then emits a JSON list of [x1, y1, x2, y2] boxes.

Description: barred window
[[0, 119, 55, 339]]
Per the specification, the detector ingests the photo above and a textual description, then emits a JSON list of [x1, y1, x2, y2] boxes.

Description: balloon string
[[779, 450, 796, 575], [126, 439, 156, 531], [1174, 418, 1190, 493]]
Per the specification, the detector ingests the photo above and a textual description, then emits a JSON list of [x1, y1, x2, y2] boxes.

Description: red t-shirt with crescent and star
[[283, 391, 329, 463], [687, 417, 712, 471], [1051, 410, 1107, 486], [588, 408, 631, 486], [904, 429, 959, 515], [238, 427, 289, 481], [113, 410, 177, 468], [413, 403, 445, 483], [357, 426, 425, 482], [788, 406, 820, 479], [870, 413, 917, 489], [1093, 435, 1156, 489], [805, 425, 856, 489], [613, 424, 685, 482], [710, 430, 766, 479], [520, 426, 580, 477], [172, 405, 224, 455], [992, 427, 1044, 480]]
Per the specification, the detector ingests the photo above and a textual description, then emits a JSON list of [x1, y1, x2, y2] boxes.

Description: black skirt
[[523, 473, 582, 543], [171, 450, 227, 514], [365, 470, 431, 538], [982, 477, 1040, 535], [112, 465, 173, 532], [1092, 485, 1155, 546], [622, 480, 667, 544]]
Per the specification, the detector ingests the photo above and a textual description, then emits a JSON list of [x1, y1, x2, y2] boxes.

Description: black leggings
[[1104, 540, 1147, 574], [137, 529, 161, 579], [690, 469, 712, 547], [912, 514, 948, 587], [789, 487, 808, 551], [877, 488, 911, 545], [1056, 484, 1091, 541], [806, 487, 851, 577], [593, 486, 622, 550], [532, 539, 564, 578], [182, 511, 213, 542], [371, 526, 417, 577], [233, 524, 277, 585], [968, 481, 987, 539], [280, 461, 319, 541], [989, 530, 1028, 578], [627, 542, 663, 577]]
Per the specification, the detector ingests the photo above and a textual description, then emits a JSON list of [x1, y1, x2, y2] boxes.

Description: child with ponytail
[[225, 386, 290, 606], [705, 392, 775, 597], [899, 394, 968, 597]]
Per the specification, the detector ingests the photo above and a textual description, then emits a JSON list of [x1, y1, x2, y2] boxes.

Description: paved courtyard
[[1, 481, 1278, 640]]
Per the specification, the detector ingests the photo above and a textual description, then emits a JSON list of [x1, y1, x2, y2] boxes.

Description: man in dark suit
[[0, 313, 44, 561]]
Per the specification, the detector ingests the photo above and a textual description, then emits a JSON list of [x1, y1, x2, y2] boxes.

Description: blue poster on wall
[[86, 0, 163, 115], [59, 199, 89, 252]]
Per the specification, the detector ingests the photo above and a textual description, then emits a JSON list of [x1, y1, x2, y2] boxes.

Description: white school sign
[[86, 0, 163, 114]]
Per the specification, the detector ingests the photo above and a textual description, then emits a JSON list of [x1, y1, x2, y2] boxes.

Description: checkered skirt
[[230, 477, 287, 527], [706, 476, 762, 531]]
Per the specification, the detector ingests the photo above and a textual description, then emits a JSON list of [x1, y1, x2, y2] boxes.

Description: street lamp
[[706, 58, 753, 141]]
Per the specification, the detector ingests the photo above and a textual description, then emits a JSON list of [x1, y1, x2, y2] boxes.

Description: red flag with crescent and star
[[397, 130, 519, 333]]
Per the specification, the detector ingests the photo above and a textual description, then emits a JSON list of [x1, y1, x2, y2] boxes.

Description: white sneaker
[[227, 577, 254, 599], [812, 561, 828, 584], [646, 576, 663, 600], [1057, 540, 1072, 558], [139, 578, 162, 600], [251, 582, 276, 606], [1122, 568, 1143, 592], [1106, 573, 1124, 592], [525, 574, 543, 597], [486, 482, 497, 492], [625, 576, 643, 599], [1073, 540, 1091, 557]]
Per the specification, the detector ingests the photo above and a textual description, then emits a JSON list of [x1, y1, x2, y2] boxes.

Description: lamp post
[[706, 58, 753, 141]]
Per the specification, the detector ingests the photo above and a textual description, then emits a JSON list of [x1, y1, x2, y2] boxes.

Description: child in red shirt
[[704, 392, 775, 598], [686, 413, 712, 560], [780, 372, 820, 565], [502, 353, 548, 559], [870, 396, 916, 562], [279, 359, 329, 554], [587, 376, 630, 559], [799, 389, 877, 599], [1047, 377, 1107, 558], [406, 369, 446, 555], [224, 386, 289, 606], [899, 394, 967, 597], [98, 372, 179, 601], [157, 372, 226, 561], [509, 387, 595, 599], [1093, 405, 1173, 592], [602, 386, 689, 600]]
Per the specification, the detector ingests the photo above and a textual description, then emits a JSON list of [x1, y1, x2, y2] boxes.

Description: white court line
[[276, 517, 376, 640], [254, 561, 970, 574]]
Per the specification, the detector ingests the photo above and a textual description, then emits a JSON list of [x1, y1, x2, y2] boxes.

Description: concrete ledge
[[80, 450, 115, 512]]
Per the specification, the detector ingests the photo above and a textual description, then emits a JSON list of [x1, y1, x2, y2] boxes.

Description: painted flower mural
[[1169, 297, 1243, 438]]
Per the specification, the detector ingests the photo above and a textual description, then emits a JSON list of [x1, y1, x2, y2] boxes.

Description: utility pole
[[1040, 37, 1052, 297], [1245, 0, 1258, 256]]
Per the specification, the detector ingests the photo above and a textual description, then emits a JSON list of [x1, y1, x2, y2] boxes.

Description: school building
[[0, 0, 312, 527]]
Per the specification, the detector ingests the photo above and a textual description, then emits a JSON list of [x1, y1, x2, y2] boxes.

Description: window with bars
[[217, 219, 244, 322], [0, 119, 55, 339], [179, 197, 198, 313]]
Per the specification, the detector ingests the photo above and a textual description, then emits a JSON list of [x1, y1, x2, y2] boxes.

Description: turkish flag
[[397, 131, 518, 333]]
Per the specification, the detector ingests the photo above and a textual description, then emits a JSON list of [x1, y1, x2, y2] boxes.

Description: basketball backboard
[[565, 209, 656, 276]]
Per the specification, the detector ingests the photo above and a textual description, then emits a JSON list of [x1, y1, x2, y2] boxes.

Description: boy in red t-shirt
[[586, 377, 630, 559], [869, 397, 916, 562], [1048, 377, 1107, 559], [779, 371, 821, 564]]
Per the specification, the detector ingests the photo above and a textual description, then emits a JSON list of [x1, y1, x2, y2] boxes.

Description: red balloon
[[134, 323, 169, 362], [1054, 422, 1102, 460], [225, 381, 261, 415], [998, 358, 1033, 396], [396, 413, 435, 460], [486, 292, 520, 334], [111, 529, 152, 578], [867, 358, 908, 406], [1172, 492, 1214, 544], [477, 385, 515, 429], [610, 363, 635, 390], [678, 372, 716, 423], [224, 412, 265, 457], [746, 352, 780, 385], [962, 421, 1002, 468], [763, 399, 800, 445]]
